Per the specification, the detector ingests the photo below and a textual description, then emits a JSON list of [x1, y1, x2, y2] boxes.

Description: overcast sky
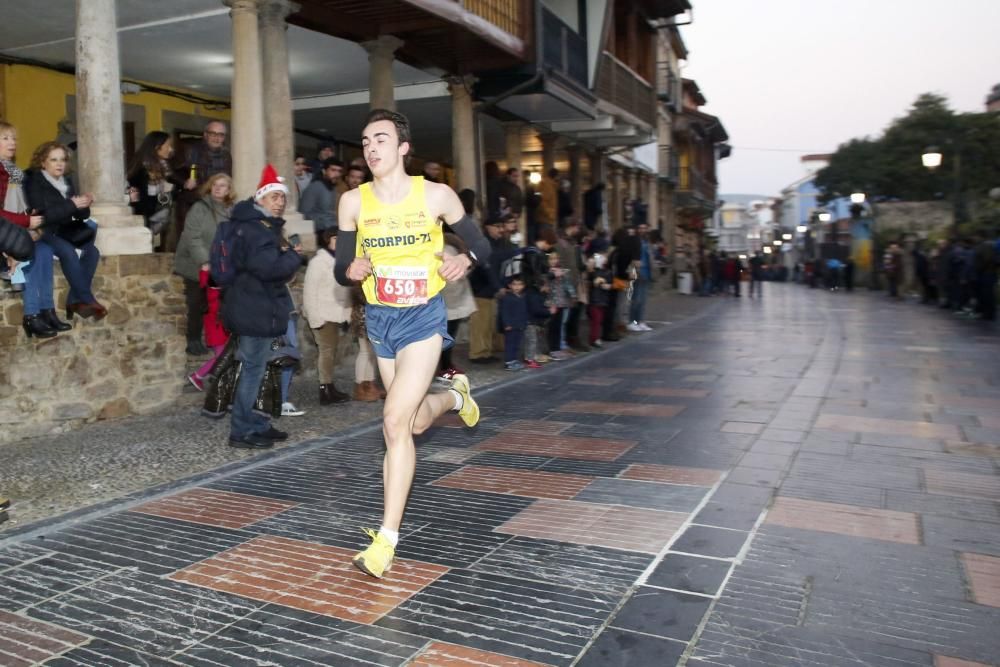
[[681, 0, 1000, 197]]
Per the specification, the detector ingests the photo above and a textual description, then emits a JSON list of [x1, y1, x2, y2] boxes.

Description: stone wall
[[0, 254, 188, 444]]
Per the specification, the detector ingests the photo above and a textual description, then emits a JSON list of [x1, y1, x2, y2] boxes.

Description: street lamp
[[850, 192, 866, 204], [528, 171, 542, 185], [817, 212, 832, 223], [796, 225, 808, 233], [921, 146, 942, 169], [921, 144, 964, 234]]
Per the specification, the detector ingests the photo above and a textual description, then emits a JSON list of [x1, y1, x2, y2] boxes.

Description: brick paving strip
[[1, 287, 999, 666]]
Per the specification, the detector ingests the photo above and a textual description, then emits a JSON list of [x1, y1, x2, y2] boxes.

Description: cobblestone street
[[1, 284, 999, 666]]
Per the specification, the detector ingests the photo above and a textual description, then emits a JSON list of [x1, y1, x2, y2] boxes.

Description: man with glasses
[[179, 120, 232, 193]]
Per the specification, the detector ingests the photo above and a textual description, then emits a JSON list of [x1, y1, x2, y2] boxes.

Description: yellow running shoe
[[450, 374, 480, 427], [353, 528, 395, 578]]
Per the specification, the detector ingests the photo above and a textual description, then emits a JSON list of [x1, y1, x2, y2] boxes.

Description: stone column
[[449, 76, 477, 193], [362, 35, 404, 110], [258, 0, 313, 249], [611, 166, 625, 230], [646, 174, 658, 229], [567, 145, 582, 220], [589, 151, 605, 186], [226, 0, 267, 204], [75, 0, 151, 255]]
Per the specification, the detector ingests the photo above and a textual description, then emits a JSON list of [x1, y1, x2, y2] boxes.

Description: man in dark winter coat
[[223, 164, 304, 449]]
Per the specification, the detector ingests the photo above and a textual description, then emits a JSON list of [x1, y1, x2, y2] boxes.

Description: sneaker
[[536, 353, 552, 363], [505, 360, 524, 371], [353, 527, 395, 578], [0, 496, 10, 511], [450, 373, 480, 427], [549, 350, 570, 361], [627, 321, 644, 332], [638, 323, 653, 332], [592, 339, 604, 348], [523, 359, 542, 369], [281, 402, 306, 417], [187, 373, 205, 391]]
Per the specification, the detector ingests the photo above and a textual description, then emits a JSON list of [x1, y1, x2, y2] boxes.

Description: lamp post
[[922, 144, 963, 237]]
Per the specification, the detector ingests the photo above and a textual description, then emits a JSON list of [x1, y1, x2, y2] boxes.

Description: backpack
[[500, 246, 540, 282], [209, 219, 244, 287]]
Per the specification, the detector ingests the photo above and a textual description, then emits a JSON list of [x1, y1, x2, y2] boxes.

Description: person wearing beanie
[[222, 164, 304, 450]]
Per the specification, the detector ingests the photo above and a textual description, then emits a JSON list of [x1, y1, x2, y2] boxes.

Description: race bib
[[374, 266, 429, 305]]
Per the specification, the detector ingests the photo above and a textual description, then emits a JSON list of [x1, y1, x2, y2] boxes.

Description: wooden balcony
[[675, 165, 717, 214], [291, 0, 530, 74], [595, 51, 656, 127]]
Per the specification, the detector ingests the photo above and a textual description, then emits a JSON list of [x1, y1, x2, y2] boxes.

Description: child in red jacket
[[188, 268, 230, 390]]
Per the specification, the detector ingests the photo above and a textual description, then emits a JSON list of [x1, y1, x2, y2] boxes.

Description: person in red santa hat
[[222, 164, 305, 449]]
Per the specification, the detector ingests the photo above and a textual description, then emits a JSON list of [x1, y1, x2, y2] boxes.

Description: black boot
[[40, 308, 72, 331], [319, 383, 350, 405], [23, 315, 58, 339]]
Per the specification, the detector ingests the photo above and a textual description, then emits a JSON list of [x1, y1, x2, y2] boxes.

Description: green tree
[[815, 93, 1000, 215]]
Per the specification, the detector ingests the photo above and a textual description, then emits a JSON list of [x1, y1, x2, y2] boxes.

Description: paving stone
[[472, 432, 636, 461], [610, 586, 712, 642], [431, 465, 595, 500], [575, 629, 686, 667], [647, 552, 732, 595], [923, 515, 1000, 556], [671, 525, 748, 559], [961, 552, 1000, 607], [765, 497, 920, 544], [573, 478, 709, 513]]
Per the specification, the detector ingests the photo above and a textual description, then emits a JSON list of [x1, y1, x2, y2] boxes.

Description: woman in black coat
[[24, 141, 105, 321], [127, 131, 180, 239]]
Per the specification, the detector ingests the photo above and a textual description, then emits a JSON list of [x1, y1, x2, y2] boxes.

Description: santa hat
[[255, 164, 289, 200]]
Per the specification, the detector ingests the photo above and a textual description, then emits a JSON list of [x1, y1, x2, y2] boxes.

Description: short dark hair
[[319, 227, 338, 246], [364, 108, 413, 157], [548, 168, 559, 179], [347, 164, 366, 175], [537, 228, 558, 245], [322, 157, 343, 170], [506, 167, 519, 176], [458, 188, 476, 215]]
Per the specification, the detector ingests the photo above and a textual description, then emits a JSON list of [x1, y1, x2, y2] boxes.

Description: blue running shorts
[[365, 294, 453, 359]]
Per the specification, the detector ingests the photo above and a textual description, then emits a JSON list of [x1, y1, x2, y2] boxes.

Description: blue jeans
[[629, 279, 650, 323], [230, 335, 273, 438], [22, 241, 55, 316], [42, 232, 99, 305], [280, 316, 298, 403]]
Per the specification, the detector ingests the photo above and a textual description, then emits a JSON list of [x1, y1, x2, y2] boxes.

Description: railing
[[658, 145, 679, 183], [675, 165, 716, 211], [595, 52, 656, 126], [655, 61, 678, 109], [541, 6, 587, 88], [460, 0, 523, 38]]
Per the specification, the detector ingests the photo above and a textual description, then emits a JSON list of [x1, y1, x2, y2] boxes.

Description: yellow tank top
[[356, 176, 445, 307]]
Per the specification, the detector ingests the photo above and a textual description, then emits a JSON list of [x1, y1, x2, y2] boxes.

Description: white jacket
[[302, 248, 352, 328]]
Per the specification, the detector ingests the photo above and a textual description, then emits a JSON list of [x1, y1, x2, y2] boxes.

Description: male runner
[[335, 109, 492, 578]]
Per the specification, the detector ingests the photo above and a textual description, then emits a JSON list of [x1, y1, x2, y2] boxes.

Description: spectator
[[883, 242, 903, 299], [585, 251, 613, 347], [606, 226, 639, 340], [557, 178, 574, 226], [748, 251, 764, 298], [1, 121, 58, 337], [127, 131, 180, 242], [174, 173, 235, 355], [187, 265, 229, 391], [546, 250, 575, 359], [422, 160, 443, 183], [627, 222, 655, 330], [972, 234, 997, 321], [843, 256, 855, 292], [556, 220, 585, 349], [222, 164, 303, 450], [583, 182, 605, 231], [498, 167, 524, 220], [537, 168, 559, 236], [24, 141, 104, 327], [293, 155, 312, 195], [467, 216, 510, 363], [484, 161, 503, 221], [299, 156, 343, 242], [499, 275, 528, 371], [521, 227, 557, 366], [307, 142, 335, 176], [302, 227, 352, 405], [723, 252, 742, 297], [438, 234, 477, 380], [177, 120, 232, 192], [345, 164, 366, 191]]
